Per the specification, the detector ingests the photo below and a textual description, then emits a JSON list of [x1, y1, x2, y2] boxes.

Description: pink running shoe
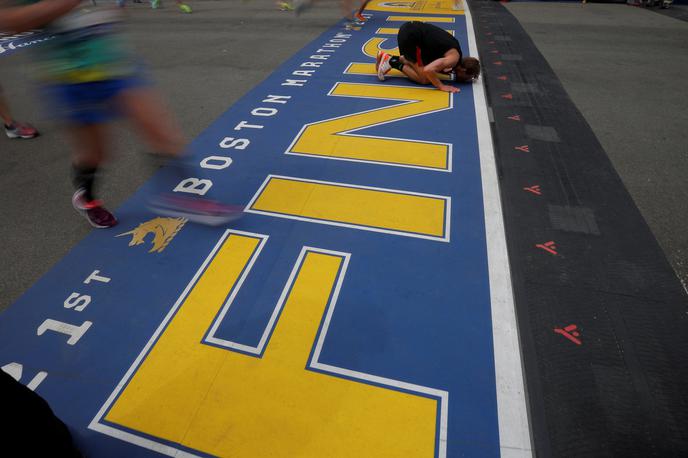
[[72, 188, 118, 228], [147, 193, 244, 226], [5, 122, 39, 139]]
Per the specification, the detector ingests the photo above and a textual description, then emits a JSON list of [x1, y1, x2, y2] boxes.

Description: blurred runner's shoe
[[292, 0, 313, 15], [178, 3, 192, 13], [72, 188, 118, 228], [5, 122, 39, 139], [354, 12, 366, 22], [148, 193, 244, 226], [345, 18, 365, 29]]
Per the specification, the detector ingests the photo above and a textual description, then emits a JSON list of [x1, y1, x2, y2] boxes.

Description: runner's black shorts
[[397, 21, 422, 63]]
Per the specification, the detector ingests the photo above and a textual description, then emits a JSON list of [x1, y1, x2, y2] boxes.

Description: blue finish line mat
[[0, 2, 531, 457]]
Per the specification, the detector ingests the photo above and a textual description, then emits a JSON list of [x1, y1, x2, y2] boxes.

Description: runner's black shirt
[[397, 21, 462, 67]]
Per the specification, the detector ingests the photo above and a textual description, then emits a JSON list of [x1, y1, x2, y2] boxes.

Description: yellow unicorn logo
[[116, 217, 187, 253]]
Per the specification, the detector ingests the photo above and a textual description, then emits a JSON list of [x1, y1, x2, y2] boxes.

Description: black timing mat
[[469, 0, 688, 456]]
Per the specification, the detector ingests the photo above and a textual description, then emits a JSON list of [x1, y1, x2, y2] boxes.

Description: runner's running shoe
[[292, 0, 312, 15], [354, 12, 366, 22], [151, 0, 160, 8], [72, 189, 118, 228], [178, 2, 192, 13], [375, 50, 383, 72], [345, 18, 364, 29], [377, 52, 392, 81], [147, 193, 244, 226], [5, 122, 39, 139]]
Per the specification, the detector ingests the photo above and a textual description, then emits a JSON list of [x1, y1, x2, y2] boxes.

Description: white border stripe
[[204, 234, 269, 352], [464, 2, 533, 457]]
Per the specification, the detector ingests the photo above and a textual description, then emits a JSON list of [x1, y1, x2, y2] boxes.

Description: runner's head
[[454, 57, 480, 82]]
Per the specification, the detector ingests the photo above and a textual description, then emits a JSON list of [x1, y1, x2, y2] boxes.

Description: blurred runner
[[150, 0, 192, 14], [1, 0, 239, 228], [292, 0, 366, 28], [353, 0, 369, 23], [276, 1, 294, 11], [116, 0, 143, 8]]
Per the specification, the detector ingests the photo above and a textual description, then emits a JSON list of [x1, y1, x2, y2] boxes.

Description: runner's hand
[[439, 85, 460, 93]]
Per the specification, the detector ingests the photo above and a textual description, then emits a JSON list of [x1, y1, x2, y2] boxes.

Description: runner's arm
[[0, 0, 80, 33], [422, 56, 460, 93]]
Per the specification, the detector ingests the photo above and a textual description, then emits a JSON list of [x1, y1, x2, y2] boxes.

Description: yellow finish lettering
[[288, 82, 451, 170], [363, 37, 399, 59], [249, 176, 449, 240], [364, 0, 463, 14], [375, 27, 454, 36], [104, 234, 439, 457]]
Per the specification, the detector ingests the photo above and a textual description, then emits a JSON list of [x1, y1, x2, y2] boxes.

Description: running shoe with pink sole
[[72, 188, 118, 228], [5, 122, 39, 139], [147, 193, 244, 226]]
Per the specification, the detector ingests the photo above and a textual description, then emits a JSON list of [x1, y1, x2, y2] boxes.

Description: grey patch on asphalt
[[493, 35, 512, 41], [500, 54, 523, 61], [525, 124, 561, 142], [548, 205, 600, 235], [511, 82, 543, 94], [488, 106, 495, 123]]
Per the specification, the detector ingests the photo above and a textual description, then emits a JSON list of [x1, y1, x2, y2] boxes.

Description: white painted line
[[465, 2, 534, 457], [89, 422, 201, 458], [204, 234, 269, 350]]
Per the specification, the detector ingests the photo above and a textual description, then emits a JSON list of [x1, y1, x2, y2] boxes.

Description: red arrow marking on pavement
[[497, 75, 508, 81], [494, 61, 503, 66], [514, 145, 530, 152], [523, 185, 541, 195], [501, 93, 513, 100], [554, 324, 582, 345], [535, 240, 557, 255], [507, 115, 521, 121]]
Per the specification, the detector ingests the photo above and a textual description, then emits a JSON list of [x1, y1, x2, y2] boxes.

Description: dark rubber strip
[[469, 1, 688, 456]]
